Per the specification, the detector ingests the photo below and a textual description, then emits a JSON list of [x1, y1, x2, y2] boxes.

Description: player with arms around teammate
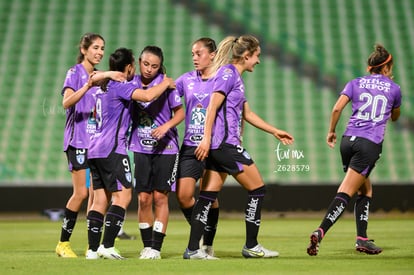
[[129, 46, 184, 260], [183, 35, 294, 259], [175, 37, 219, 256], [85, 48, 175, 260], [56, 33, 125, 258], [307, 44, 401, 256]]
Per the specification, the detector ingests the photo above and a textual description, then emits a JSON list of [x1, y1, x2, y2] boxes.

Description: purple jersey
[[62, 64, 97, 151], [210, 64, 246, 149], [88, 80, 137, 159], [341, 74, 402, 144], [129, 74, 182, 154], [176, 70, 213, 146]]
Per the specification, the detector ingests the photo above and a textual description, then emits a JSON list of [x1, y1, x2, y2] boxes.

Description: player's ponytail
[[210, 35, 260, 74]]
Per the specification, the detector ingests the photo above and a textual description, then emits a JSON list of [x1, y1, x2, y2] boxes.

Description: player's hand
[[273, 129, 294, 145], [195, 138, 211, 161], [151, 125, 168, 140], [163, 75, 176, 89], [326, 132, 337, 148]]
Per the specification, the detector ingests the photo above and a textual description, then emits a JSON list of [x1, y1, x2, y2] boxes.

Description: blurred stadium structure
[[0, 0, 413, 187]]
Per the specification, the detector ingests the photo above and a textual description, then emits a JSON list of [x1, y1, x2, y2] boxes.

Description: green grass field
[[0, 212, 413, 274]]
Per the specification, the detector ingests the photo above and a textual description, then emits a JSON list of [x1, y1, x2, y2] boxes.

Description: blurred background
[[0, 0, 412, 211]]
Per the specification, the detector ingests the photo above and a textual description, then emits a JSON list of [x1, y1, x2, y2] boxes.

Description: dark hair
[[367, 43, 393, 74], [76, 33, 105, 64], [109, 47, 135, 72], [101, 47, 134, 91], [193, 37, 217, 53], [139, 45, 166, 74]]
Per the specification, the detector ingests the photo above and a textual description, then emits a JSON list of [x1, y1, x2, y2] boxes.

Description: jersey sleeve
[[212, 67, 235, 96]]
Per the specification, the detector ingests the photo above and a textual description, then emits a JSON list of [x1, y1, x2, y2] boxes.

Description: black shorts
[[88, 152, 133, 192], [177, 145, 205, 180], [206, 143, 254, 175], [65, 146, 89, 171], [340, 136, 382, 177], [134, 153, 179, 193]]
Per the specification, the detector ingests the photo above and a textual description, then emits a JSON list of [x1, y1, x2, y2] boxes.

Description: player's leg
[[148, 190, 169, 259], [234, 164, 278, 258], [176, 177, 197, 223], [183, 169, 223, 260], [56, 168, 88, 258], [138, 191, 154, 255], [307, 168, 365, 256], [354, 177, 382, 254]]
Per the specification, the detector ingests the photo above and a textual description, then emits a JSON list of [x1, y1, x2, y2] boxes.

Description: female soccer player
[[128, 46, 184, 260], [56, 33, 125, 258], [175, 37, 219, 256], [183, 35, 294, 259], [85, 47, 175, 260], [307, 44, 401, 256]]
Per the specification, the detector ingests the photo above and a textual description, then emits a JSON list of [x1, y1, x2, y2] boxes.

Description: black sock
[[140, 227, 153, 248], [188, 191, 218, 251], [354, 195, 371, 239], [60, 208, 78, 242], [319, 192, 351, 238], [102, 205, 125, 248], [181, 206, 194, 225], [87, 210, 104, 251], [203, 207, 219, 246], [152, 231, 166, 251], [245, 186, 266, 248]]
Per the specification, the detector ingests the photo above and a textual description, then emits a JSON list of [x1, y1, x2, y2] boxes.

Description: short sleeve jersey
[[62, 63, 97, 151], [176, 70, 214, 146], [88, 80, 137, 159], [210, 64, 246, 149], [129, 74, 182, 154], [341, 74, 402, 144]]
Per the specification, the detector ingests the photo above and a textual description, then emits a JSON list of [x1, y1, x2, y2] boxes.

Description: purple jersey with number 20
[[341, 74, 401, 144]]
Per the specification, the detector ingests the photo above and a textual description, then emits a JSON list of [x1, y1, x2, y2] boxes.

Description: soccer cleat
[[85, 249, 99, 260], [307, 230, 322, 256], [183, 248, 219, 260], [356, 239, 383, 255], [140, 248, 161, 259], [56, 241, 77, 258], [242, 244, 279, 258], [202, 245, 215, 257], [116, 232, 136, 240], [97, 245, 125, 260], [139, 247, 152, 259]]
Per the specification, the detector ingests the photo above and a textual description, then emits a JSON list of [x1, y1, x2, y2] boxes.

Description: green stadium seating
[[0, 0, 412, 184]]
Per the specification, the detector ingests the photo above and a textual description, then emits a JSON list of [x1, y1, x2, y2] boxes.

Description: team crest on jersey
[[190, 104, 206, 126], [76, 154, 85, 165], [242, 150, 251, 160], [125, 172, 132, 183], [138, 111, 156, 129]]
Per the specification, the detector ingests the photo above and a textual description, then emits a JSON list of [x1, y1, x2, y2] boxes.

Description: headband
[[366, 54, 392, 72]]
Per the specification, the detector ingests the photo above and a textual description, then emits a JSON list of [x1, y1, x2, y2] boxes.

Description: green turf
[[0, 213, 413, 274]]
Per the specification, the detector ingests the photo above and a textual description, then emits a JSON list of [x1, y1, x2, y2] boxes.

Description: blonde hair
[[210, 35, 260, 74]]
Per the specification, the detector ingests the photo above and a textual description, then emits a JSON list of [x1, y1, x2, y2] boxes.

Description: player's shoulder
[[177, 70, 198, 82]]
